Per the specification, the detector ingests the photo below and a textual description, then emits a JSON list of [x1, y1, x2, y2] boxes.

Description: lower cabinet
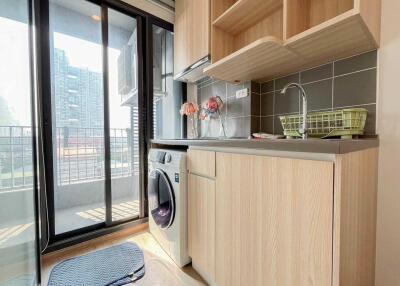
[[216, 153, 334, 286], [188, 173, 216, 281], [187, 148, 378, 286]]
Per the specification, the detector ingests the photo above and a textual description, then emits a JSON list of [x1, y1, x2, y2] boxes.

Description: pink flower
[[206, 96, 224, 113], [199, 108, 208, 120], [180, 102, 199, 116]]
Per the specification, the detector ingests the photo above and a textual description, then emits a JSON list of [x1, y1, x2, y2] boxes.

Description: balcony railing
[[0, 126, 33, 191], [0, 126, 139, 191]]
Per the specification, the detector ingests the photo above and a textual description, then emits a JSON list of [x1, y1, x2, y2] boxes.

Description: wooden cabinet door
[[187, 149, 215, 177], [216, 152, 261, 286], [174, 0, 210, 77], [188, 174, 215, 280], [216, 153, 334, 286]]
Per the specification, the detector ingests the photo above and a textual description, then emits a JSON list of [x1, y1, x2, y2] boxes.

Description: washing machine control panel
[[155, 151, 166, 163]]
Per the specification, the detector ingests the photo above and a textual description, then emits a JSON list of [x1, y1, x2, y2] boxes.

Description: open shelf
[[285, 10, 378, 65], [213, 0, 283, 35], [204, 36, 303, 83], [285, 0, 354, 39], [207, 0, 380, 83]]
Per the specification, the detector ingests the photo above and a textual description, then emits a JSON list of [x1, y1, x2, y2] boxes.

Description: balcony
[[0, 126, 139, 248]]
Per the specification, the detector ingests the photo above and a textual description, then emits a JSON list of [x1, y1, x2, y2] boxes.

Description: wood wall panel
[[333, 148, 378, 286]]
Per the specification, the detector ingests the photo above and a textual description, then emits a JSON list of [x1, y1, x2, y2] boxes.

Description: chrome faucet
[[281, 83, 308, 139]]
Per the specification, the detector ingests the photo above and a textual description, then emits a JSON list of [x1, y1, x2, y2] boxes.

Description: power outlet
[[236, 88, 249, 99]]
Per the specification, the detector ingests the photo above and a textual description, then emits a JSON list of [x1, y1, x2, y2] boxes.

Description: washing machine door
[[148, 168, 175, 229]]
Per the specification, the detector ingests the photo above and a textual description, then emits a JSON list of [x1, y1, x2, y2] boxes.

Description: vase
[[217, 110, 227, 139], [190, 116, 198, 138]]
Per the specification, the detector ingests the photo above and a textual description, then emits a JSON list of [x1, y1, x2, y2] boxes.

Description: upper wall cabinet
[[204, 0, 381, 83], [174, 0, 210, 79]]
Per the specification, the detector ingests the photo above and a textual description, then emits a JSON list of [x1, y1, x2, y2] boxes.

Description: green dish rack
[[279, 108, 368, 139]]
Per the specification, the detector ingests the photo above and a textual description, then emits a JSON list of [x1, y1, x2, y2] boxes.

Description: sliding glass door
[[0, 0, 39, 284], [107, 9, 140, 222], [49, 0, 106, 235], [45, 0, 143, 240]]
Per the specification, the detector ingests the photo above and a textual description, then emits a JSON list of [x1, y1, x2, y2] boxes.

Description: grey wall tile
[[227, 82, 243, 98], [334, 50, 377, 76], [333, 69, 377, 107], [303, 79, 333, 111], [195, 50, 378, 138], [260, 116, 274, 134], [227, 96, 251, 118], [251, 93, 261, 116], [275, 88, 299, 115], [200, 118, 222, 138], [274, 115, 284, 135], [226, 116, 251, 138], [275, 73, 299, 90], [260, 92, 274, 116], [251, 81, 261, 94], [212, 80, 227, 99], [261, 80, 274, 93], [200, 84, 212, 104], [251, 116, 260, 133], [301, 63, 333, 84]]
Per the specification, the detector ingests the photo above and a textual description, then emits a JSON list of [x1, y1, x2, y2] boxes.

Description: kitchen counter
[[151, 137, 379, 154]]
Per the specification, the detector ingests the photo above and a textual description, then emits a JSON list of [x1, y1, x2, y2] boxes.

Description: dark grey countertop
[[151, 137, 379, 154]]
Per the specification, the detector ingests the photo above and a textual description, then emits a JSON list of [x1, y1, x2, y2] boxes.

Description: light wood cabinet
[[188, 174, 216, 282], [187, 149, 215, 177], [187, 148, 378, 286], [187, 150, 216, 281], [174, 0, 210, 78], [205, 0, 381, 83], [216, 153, 334, 286]]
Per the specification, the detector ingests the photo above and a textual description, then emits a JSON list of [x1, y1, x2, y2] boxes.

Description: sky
[[0, 16, 32, 126]]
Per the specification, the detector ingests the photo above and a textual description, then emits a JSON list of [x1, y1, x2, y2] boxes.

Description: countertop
[[151, 137, 379, 154]]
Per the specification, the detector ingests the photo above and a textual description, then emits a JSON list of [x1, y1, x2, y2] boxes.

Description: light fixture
[[91, 15, 101, 21]]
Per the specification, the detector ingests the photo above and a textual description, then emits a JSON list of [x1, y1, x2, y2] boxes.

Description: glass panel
[[152, 25, 184, 139], [0, 0, 39, 284], [107, 9, 140, 221], [49, 0, 105, 234]]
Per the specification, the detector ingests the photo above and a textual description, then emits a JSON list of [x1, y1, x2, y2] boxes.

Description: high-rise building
[[52, 48, 103, 129]]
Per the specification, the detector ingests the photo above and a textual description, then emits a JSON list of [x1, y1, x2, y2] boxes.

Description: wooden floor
[[42, 223, 206, 286]]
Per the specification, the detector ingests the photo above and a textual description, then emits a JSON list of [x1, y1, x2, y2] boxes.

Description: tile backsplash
[[259, 50, 377, 135], [194, 78, 260, 138], [191, 50, 377, 138]]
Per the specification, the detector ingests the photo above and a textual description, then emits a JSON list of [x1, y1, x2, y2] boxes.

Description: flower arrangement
[[180, 102, 199, 138], [199, 96, 226, 138]]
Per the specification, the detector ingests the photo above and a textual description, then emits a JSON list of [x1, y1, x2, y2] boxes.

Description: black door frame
[[35, 0, 174, 253], [144, 16, 174, 216]]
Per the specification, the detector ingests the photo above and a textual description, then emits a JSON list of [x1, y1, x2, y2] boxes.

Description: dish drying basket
[[279, 108, 368, 139]]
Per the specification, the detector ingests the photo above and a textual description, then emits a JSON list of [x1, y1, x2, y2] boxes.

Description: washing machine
[[148, 148, 191, 267]]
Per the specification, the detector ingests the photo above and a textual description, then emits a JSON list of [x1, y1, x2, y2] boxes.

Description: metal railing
[[0, 126, 34, 191], [0, 126, 139, 191]]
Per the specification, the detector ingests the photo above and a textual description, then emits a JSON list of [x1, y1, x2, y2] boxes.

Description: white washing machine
[[148, 148, 191, 267]]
